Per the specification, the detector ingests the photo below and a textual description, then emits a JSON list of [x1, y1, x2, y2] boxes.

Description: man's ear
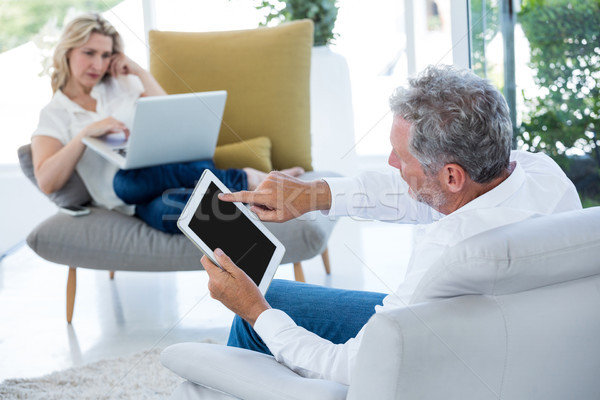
[[440, 163, 467, 193]]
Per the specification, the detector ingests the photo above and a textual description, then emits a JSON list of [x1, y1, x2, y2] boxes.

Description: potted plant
[[256, 0, 339, 46]]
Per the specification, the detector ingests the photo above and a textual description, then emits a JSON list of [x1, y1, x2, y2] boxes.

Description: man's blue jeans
[[227, 279, 387, 354], [113, 160, 247, 233]]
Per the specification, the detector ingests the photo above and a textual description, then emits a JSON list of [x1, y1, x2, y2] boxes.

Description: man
[[201, 65, 581, 385]]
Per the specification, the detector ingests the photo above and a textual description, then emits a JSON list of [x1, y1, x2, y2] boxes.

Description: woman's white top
[[32, 75, 144, 212]]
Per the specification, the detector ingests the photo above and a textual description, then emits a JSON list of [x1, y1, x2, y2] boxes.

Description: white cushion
[[161, 343, 348, 400], [413, 207, 600, 302], [170, 381, 239, 400]]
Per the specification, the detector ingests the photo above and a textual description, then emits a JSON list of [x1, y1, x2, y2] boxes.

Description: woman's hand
[[81, 117, 129, 139], [109, 53, 143, 77], [109, 52, 167, 97]]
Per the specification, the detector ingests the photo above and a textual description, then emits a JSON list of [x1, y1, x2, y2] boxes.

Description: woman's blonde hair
[[51, 13, 123, 93]]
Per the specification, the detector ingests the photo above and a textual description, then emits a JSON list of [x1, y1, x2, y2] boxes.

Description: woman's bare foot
[[280, 166, 305, 177], [244, 166, 305, 190]]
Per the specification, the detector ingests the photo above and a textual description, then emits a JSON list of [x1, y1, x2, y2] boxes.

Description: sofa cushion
[[148, 20, 314, 171], [20, 138, 338, 268], [213, 136, 272, 172], [412, 207, 600, 303], [161, 343, 348, 400], [18, 144, 92, 207], [26, 171, 339, 269], [27, 207, 204, 271]]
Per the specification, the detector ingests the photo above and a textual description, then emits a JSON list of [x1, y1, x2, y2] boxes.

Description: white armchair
[[161, 207, 600, 400]]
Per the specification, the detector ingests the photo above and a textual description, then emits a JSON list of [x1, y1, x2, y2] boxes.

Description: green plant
[[517, 0, 600, 167], [255, 0, 339, 46], [517, 0, 600, 206], [0, 0, 122, 53], [581, 195, 600, 208]]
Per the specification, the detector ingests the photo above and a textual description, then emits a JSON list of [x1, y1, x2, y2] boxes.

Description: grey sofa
[[160, 206, 600, 400], [18, 144, 338, 323]]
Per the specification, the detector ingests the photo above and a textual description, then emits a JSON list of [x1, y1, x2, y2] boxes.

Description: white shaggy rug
[[0, 348, 182, 399]]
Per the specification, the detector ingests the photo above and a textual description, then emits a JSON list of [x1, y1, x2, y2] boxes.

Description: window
[[153, 0, 261, 32], [334, 0, 454, 157], [0, 0, 134, 165], [468, 0, 600, 206]]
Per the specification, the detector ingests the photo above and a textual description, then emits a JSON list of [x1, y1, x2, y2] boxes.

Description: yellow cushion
[[149, 20, 314, 171], [213, 137, 272, 172]]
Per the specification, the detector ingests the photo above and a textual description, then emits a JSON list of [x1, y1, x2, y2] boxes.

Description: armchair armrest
[[161, 343, 347, 400]]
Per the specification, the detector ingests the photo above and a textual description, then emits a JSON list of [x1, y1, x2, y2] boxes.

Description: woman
[[31, 13, 302, 233]]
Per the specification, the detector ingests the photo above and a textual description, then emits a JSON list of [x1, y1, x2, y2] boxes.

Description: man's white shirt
[[254, 150, 582, 385]]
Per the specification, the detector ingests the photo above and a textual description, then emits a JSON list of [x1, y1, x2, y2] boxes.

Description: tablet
[[177, 169, 285, 294]]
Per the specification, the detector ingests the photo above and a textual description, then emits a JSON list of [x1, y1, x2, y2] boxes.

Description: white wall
[[0, 165, 56, 256]]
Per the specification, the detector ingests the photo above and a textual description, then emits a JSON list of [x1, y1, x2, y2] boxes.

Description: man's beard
[[409, 179, 447, 211]]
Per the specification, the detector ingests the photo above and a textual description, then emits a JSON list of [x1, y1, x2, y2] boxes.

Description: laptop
[[82, 90, 227, 170]]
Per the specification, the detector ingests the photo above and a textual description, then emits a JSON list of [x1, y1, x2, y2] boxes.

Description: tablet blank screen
[[188, 182, 277, 285]]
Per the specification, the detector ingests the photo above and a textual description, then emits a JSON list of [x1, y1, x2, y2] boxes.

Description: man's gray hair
[[390, 65, 512, 183]]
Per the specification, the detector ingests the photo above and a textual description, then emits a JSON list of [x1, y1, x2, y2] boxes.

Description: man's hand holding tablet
[[181, 169, 332, 327], [201, 249, 271, 327], [177, 170, 286, 296]]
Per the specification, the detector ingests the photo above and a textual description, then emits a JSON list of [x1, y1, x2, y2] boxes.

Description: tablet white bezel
[[177, 169, 285, 294]]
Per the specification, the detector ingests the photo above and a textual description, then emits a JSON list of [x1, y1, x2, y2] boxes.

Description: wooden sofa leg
[[109, 270, 115, 280], [293, 262, 305, 282], [321, 248, 331, 275], [66, 267, 76, 324]]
